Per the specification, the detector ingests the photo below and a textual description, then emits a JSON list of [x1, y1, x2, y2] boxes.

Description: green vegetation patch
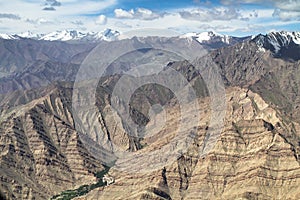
[[50, 165, 111, 200]]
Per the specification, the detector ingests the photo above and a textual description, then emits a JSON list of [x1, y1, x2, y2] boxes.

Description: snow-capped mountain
[[40, 30, 86, 41], [180, 31, 251, 48], [0, 29, 120, 42], [0, 30, 249, 45], [17, 31, 43, 39], [96, 28, 120, 41], [254, 31, 300, 52], [40, 29, 120, 42], [1, 29, 300, 57], [253, 31, 300, 60], [0, 33, 18, 40], [181, 31, 230, 43]]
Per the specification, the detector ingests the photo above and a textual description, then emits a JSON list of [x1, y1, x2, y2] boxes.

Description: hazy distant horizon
[[0, 0, 299, 37]]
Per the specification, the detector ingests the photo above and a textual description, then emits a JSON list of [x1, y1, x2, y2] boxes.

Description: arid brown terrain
[[1, 32, 300, 199]]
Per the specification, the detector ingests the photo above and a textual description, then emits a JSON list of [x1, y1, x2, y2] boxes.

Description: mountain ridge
[[0, 29, 120, 42], [1, 29, 300, 199], [2, 30, 300, 59], [253, 31, 300, 60]]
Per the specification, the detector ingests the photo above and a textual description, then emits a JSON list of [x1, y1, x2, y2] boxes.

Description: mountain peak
[[0, 29, 120, 42], [16, 31, 43, 39], [269, 31, 300, 45], [40, 30, 87, 41], [0, 33, 18, 40], [180, 31, 250, 49], [92, 28, 120, 41], [181, 31, 238, 44], [181, 31, 222, 41], [253, 31, 300, 60]]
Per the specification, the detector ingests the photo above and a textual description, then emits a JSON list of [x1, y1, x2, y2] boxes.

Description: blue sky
[[0, 0, 299, 36]]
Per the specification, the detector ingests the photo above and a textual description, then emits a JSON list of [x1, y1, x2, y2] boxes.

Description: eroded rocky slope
[[1, 33, 300, 199], [73, 87, 300, 200], [0, 85, 105, 199]]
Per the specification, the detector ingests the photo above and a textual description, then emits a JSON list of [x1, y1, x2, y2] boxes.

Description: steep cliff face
[[0, 86, 106, 199], [183, 88, 300, 200], [74, 87, 300, 200]]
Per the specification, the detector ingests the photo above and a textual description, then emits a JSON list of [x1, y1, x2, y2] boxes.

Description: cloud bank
[[114, 8, 166, 20], [221, 0, 300, 21], [0, 13, 21, 20]]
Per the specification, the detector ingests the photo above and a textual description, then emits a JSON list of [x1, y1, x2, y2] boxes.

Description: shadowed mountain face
[[0, 33, 300, 199], [210, 39, 300, 124], [0, 38, 97, 78], [253, 31, 300, 61]]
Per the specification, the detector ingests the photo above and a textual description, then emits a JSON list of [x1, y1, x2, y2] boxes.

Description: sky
[[0, 0, 299, 36]]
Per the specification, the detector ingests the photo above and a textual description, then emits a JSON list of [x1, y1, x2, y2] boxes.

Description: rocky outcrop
[[76, 87, 300, 200], [1, 67, 300, 200], [0, 86, 105, 199], [1, 35, 300, 200]]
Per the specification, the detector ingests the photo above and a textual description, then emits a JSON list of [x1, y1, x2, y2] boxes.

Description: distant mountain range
[[0, 29, 120, 42], [180, 31, 251, 47], [1, 29, 246, 44], [1, 29, 300, 59]]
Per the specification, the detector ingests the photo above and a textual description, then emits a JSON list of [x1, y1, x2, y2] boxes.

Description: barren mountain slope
[[74, 87, 300, 200], [1, 34, 300, 199]]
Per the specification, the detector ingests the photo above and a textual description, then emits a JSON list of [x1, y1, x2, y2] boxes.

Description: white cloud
[[54, 0, 117, 15], [136, 8, 165, 20], [44, 0, 61, 7], [0, 0, 298, 36], [179, 7, 247, 21], [221, 0, 264, 5], [0, 13, 21, 20], [114, 8, 166, 20], [96, 15, 107, 25], [273, 9, 300, 21], [0, 0, 116, 33], [0, 0, 117, 19], [26, 18, 54, 25], [43, 7, 56, 11], [72, 20, 83, 26], [114, 8, 134, 18], [114, 21, 132, 28], [198, 24, 233, 31], [221, 0, 300, 21]]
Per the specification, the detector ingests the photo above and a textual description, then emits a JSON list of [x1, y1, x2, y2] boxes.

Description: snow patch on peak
[[0, 29, 120, 42], [0, 33, 18, 40], [254, 31, 300, 53], [222, 35, 230, 44], [195, 31, 215, 43], [253, 31, 300, 60], [40, 30, 87, 41], [17, 31, 43, 39], [267, 31, 300, 45], [94, 28, 120, 41], [39, 29, 120, 42], [284, 31, 300, 45], [181, 31, 231, 44]]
